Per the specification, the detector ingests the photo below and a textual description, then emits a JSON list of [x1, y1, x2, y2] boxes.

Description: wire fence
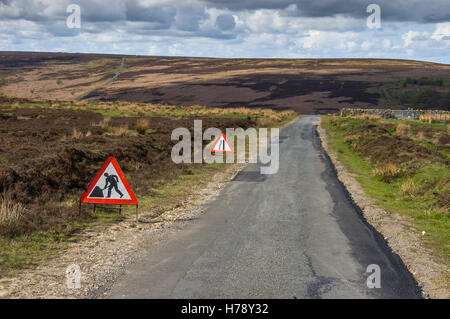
[[339, 108, 450, 123]]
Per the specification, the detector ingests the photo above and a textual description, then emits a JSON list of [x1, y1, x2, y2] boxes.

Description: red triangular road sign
[[211, 133, 234, 153], [80, 156, 138, 205]]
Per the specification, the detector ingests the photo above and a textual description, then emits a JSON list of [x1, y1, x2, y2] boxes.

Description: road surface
[[76, 56, 126, 101], [105, 115, 421, 299]]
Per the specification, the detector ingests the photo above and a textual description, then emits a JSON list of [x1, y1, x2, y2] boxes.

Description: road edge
[[317, 117, 449, 299]]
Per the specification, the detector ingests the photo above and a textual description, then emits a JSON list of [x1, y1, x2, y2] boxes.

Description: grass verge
[[322, 115, 449, 263]]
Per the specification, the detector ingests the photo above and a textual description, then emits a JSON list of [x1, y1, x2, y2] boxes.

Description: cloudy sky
[[1, 0, 449, 63]]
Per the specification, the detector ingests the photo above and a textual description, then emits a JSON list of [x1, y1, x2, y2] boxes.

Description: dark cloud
[[2, 0, 449, 26], [0, 0, 50, 21], [1, 0, 449, 51], [125, 2, 176, 29], [80, 1, 127, 22], [205, 0, 450, 23], [215, 13, 235, 31], [174, 6, 208, 32]]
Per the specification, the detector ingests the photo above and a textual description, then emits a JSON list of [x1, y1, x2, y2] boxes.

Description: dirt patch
[[317, 121, 450, 299]]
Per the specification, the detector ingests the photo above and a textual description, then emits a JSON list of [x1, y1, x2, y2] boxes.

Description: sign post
[[80, 156, 139, 221]]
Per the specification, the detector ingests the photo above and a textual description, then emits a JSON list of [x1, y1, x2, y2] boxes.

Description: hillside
[[1, 52, 449, 113]]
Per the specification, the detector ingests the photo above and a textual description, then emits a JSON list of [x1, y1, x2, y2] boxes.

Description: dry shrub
[[416, 130, 427, 142], [99, 116, 111, 129], [331, 114, 338, 125], [255, 117, 272, 127], [420, 114, 434, 123], [435, 191, 450, 212], [136, 118, 149, 134], [444, 114, 450, 122], [79, 101, 296, 127], [1, 202, 85, 237], [343, 135, 362, 151], [354, 114, 381, 121], [71, 128, 84, 139], [0, 193, 27, 235], [352, 143, 363, 152], [447, 124, 450, 134], [367, 114, 381, 121], [372, 163, 402, 182], [64, 128, 91, 140], [400, 179, 419, 197], [396, 123, 410, 137], [129, 103, 144, 113], [344, 135, 358, 143], [420, 113, 450, 123], [109, 124, 128, 136]]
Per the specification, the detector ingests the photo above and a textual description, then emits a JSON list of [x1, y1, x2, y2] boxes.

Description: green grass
[[0, 209, 124, 276], [384, 118, 447, 133], [94, 108, 140, 117], [83, 105, 299, 124], [137, 162, 227, 214], [322, 115, 450, 264]]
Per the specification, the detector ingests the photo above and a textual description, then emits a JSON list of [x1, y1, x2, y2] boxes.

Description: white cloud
[[432, 22, 450, 40], [244, 33, 288, 48], [301, 30, 358, 51], [245, 9, 287, 33], [382, 39, 391, 49], [0, 1, 449, 63], [346, 41, 358, 51], [361, 41, 372, 51], [401, 25, 450, 52], [402, 31, 429, 47], [148, 44, 163, 55]]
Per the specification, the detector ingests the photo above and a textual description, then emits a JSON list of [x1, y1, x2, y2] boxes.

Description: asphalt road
[[105, 115, 421, 299]]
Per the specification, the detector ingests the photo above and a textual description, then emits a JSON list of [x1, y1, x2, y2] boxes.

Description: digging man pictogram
[[103, 172, 124, 198]]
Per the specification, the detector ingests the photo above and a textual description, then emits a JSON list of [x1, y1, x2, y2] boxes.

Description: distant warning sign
[[80, 156, 138, 205], [211, 133, 234, 153]]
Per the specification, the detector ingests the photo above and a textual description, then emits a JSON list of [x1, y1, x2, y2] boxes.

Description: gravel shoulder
[[317, 120, 449, 299]]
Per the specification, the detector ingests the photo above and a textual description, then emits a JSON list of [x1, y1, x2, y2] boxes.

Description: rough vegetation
[[0, 96, 296, 275], [323, 115, 450, 262], [370, 76, 450, 110], [1, 52, 450, 113]]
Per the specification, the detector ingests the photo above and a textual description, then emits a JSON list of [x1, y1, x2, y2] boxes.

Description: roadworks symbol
[[80, 156, 137, 205], [211, 133, 234, 153]]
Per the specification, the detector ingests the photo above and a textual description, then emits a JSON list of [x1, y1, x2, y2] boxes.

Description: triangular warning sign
[[211, 133, 234, 153], [80, 156, 138, 205]]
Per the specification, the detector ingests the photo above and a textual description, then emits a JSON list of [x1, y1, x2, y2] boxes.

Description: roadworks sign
[[80, 156, 138, 205], [211, 133, 234, 153]]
